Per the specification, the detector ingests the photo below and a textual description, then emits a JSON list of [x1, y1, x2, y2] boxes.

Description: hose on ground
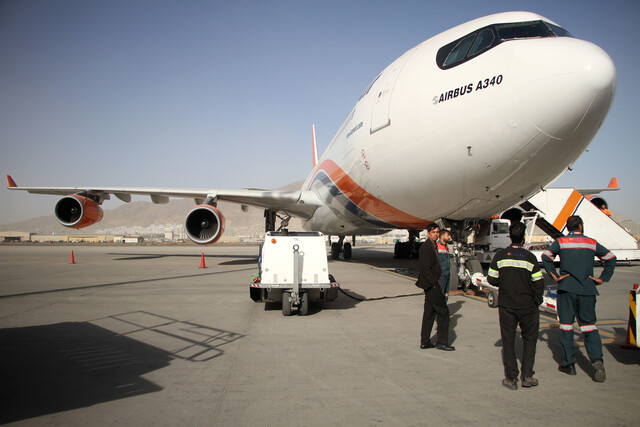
[[338, 287, 423, 302]]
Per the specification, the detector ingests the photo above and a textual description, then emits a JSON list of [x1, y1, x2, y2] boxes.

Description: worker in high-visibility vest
[[488, 222, 545, 390], [542, 215, 616, 382]]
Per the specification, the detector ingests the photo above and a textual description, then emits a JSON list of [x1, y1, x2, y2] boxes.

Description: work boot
[[592, 359, 606, 382], [521, 377, 539, 387], [558, 363, 576, 375], [502, 377, 517, 390], [436, 344, 455, 351]]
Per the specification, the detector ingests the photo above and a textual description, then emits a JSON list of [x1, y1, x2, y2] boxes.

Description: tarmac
[[0, 244, 639, 426]]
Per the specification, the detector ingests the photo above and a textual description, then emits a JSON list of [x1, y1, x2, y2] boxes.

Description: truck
[[249, 231, 339, 316]]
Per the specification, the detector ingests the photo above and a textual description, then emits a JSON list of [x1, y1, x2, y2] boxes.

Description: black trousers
[[499, 306, 539, 379], [421, 286, 450, 346]]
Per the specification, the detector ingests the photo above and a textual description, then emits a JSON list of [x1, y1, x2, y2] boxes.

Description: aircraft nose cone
[[580, 42, 617, 93], [518, 39, 616, 141]]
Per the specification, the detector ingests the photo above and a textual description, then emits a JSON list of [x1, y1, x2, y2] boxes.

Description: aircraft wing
[[576, 177, 620, 195], [6, 175, 321, 219]]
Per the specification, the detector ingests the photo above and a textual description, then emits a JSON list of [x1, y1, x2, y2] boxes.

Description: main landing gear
[[330, 236, 355, 260], [394, 229, 422, 259]]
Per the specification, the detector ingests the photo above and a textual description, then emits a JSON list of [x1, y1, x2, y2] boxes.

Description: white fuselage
[[302, 12, 616, 236]]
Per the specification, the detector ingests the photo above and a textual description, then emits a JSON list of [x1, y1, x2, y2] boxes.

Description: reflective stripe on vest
[[496, 259, 536, 271]]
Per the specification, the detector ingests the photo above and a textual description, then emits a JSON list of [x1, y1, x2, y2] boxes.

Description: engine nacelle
[[184, 205, 225, 244], [588, 196, 608, 210], [55, 195, 104, 229]]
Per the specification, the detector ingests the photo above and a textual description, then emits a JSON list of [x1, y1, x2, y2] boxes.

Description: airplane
[[6, 11, 616, 260]]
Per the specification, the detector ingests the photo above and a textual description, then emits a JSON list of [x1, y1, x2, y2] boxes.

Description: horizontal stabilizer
[[576, 177, 620, 195]]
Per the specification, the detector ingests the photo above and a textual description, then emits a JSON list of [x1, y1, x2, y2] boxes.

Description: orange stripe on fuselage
[[553, 189, 583, 231], [309, 159, 432, 229]]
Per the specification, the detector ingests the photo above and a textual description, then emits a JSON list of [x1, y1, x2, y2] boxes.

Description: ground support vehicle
[[249, 231, 339, 316]]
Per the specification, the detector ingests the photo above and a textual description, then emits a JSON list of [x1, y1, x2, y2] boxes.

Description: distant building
[[0, 231, 32, 242]]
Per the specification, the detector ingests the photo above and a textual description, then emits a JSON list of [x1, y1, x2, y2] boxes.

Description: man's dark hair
[[509, 222, 526, 245], [566, 215, 583, 232], [440, 229, 450, 236], [426, 223, 440, 232]]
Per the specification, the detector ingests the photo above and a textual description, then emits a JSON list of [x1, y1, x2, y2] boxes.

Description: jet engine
[[55, 195, 104, 229], [589, 196, 608, 210], [184, 204, 225, 244]]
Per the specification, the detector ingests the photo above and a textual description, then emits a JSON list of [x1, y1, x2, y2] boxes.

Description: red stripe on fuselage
[[308, 159, 432, 229]]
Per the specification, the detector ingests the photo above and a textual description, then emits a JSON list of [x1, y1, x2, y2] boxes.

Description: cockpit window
[[468, 28, 495, 57], [546, 22, 573, 38], [443, 35, 475, 67], [497, 21, 553, 40], [436, 20, 574, 70]]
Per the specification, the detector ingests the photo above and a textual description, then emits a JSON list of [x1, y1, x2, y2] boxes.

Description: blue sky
[[1, 0, 639, 224]]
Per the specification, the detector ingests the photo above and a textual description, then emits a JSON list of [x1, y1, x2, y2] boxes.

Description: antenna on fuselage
[[312, 124, 318, 167]]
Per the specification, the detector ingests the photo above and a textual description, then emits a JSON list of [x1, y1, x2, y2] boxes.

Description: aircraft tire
[[331, 242, 340, 260], [282, 292, 292, 316], [343, 242, 352, 260], [300, 292, 309, 316]]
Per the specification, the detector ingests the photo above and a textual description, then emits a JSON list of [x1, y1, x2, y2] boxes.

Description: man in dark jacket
[[488, 222, 544, 390], [419, 223, 455, 351], [542, 215, 616, 382]]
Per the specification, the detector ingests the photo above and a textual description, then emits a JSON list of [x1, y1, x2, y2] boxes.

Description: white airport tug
[[250, 231, 339, 316]]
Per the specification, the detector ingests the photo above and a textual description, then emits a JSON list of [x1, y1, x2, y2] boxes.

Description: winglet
[[607, 177, 619, 189], [6, 175, 17, 188], [311, 124, 318, 168]]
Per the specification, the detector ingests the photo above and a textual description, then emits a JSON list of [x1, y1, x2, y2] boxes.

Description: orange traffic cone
[[199, 253, 207, 269], [69, 251, 76, 264]]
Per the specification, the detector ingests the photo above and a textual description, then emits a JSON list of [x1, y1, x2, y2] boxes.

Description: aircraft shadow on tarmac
[[0, 321, 167, 424], [0, 312, 244, 424], [349, 246, 419, 278]]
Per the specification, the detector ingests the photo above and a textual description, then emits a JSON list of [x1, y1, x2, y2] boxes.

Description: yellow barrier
[[623, 284, 639, 349]]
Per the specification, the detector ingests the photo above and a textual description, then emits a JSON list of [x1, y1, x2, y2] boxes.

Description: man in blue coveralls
[[542, 215, 616, 382], [436, 229, 453, 302]]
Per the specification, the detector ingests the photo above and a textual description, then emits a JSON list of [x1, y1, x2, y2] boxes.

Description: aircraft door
[[370, 51, 413, 134]]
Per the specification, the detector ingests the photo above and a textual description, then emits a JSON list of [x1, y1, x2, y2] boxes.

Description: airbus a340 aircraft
[[7, 12, 616, 260]]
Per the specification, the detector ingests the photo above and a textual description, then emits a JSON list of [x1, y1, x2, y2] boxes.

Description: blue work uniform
[[436, 240, 451, 301], [541, 231, 616, 366]]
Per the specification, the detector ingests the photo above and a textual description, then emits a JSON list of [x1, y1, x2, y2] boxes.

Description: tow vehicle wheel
[[331, 242, 340, 260], [282, 292, 292, 316], [343, 242, 352, 260], [300, 292, 309, 316], [487, 291, 498, 308]]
